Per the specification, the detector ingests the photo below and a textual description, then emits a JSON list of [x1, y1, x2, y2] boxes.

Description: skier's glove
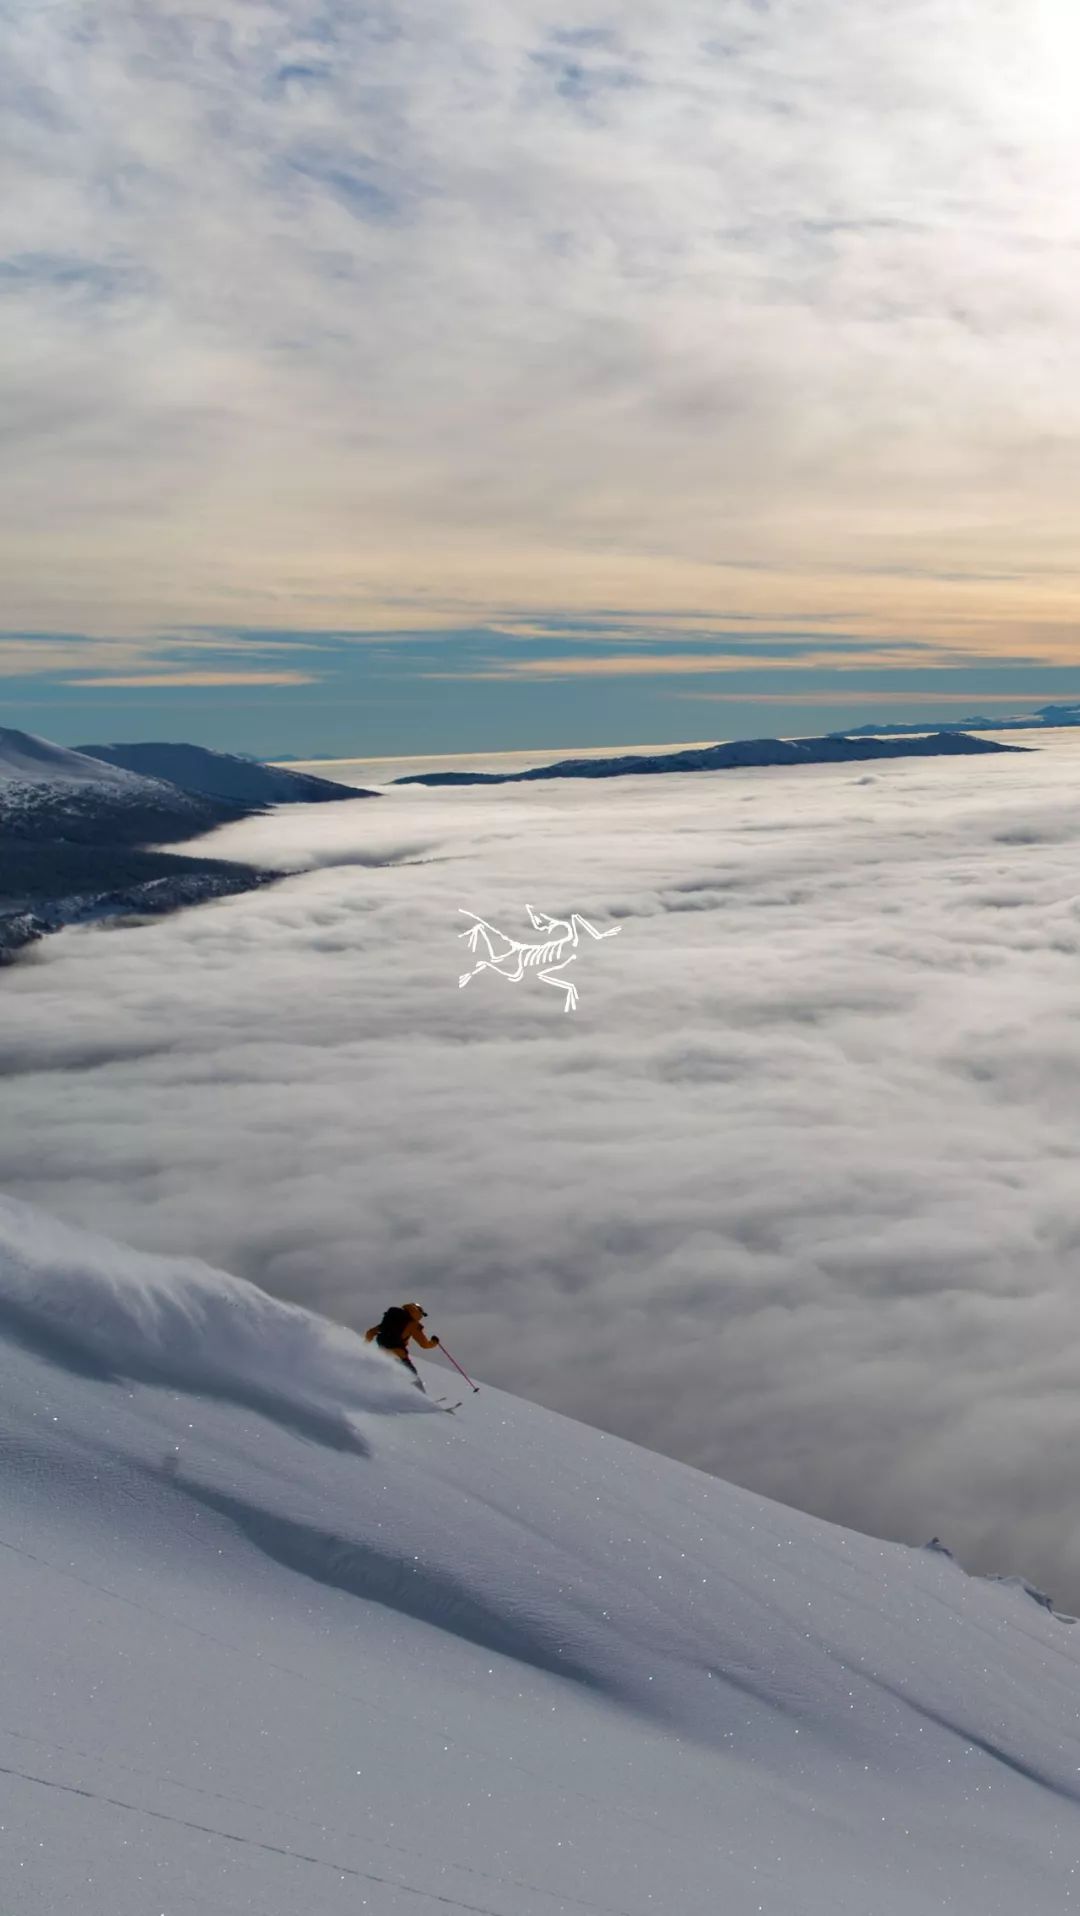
[[431, 1334, 441, 1345]]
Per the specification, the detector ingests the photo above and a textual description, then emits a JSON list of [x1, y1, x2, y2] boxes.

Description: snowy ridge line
[[0, 730, 151, 787], [0, 1196, 414, 1440], [987, 1574, 1076, 1622], [3, 1194, 1076, 1663], [7, 1199, 1080, 1909], [3, 1194, 1075, 1665], [923, 1537, 1077, 1626]]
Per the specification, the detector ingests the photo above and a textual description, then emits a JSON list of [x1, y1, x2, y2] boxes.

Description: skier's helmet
[[403, 1302, 426, 1320]]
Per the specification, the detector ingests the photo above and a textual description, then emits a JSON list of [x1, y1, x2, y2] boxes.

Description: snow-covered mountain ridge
[[0, 730, 147, 785], [0, 728, 281, 960], [0, 726, 243, 843], [2, 1194, 1079, 1914], [76, 739, 378, 805]]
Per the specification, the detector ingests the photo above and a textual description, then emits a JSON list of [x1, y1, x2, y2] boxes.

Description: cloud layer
[[5, 738, 1080, 1601], [4, 1, 1080, 649]]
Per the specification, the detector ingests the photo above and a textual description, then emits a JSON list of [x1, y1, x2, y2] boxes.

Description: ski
[[433, 1397, 463, 1413]]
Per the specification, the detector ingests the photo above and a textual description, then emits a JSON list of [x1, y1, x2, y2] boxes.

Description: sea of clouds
[[5, 737, 1080, 1601]]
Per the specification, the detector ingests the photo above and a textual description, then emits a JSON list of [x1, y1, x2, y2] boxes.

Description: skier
[[365, 1301, 440, 1389]]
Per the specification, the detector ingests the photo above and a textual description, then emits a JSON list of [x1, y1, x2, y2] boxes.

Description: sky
[[6, 736, 1080, 1606], [4, 0, 1080, 755]]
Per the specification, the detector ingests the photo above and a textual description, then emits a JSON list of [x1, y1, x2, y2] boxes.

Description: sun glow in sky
[[3, 0, 1080, 749]]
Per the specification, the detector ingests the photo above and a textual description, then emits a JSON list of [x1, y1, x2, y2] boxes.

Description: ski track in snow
[[0, 1708, 639, 1916], [0, 1521, 731, 1903]]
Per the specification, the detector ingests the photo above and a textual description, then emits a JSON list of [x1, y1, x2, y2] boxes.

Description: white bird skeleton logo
[[457, 906, 621, 1012]]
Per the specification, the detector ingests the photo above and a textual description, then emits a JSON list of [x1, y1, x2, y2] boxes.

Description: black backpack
[[376, 1305, 410, 1349]]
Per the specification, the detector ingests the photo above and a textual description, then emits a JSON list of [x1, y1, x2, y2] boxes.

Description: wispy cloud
[[674, 689, 1056, 706], [3, 1, 1080, 655], [64, 670, 318, 688], [0, 629, 327, 681], [433, 648, 978, 681]]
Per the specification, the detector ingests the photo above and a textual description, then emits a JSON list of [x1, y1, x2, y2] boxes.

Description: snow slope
[[2, 1196, 1079, 1916], [0, 729, 146, 786]]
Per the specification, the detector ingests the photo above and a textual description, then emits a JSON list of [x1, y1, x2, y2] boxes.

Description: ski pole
[[439, 1342, 480, 1393]]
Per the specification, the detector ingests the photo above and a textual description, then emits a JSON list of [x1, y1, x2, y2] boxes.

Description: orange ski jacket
[[364, 1302, 439, 1359]]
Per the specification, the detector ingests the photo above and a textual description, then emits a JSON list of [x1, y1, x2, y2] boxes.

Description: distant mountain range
[[0, 729, 373, 962], [394, 729, 1025, 786], [834, 702, 1080, 738], [0, 722, 1031, 965]]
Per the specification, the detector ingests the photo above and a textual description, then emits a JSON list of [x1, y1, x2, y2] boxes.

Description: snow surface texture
[[2, 1195, 1080, 1915]]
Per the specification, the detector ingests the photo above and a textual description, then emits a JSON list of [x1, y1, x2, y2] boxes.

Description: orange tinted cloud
[[428, 649, 973, 681], [63, 671, 318, 689]]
